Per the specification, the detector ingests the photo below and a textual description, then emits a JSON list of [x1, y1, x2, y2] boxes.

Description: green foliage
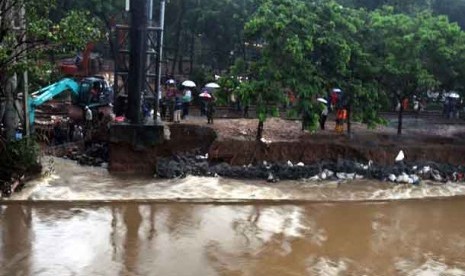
[[241, 0, 379, 132], [0, 137, 40, 170], [0, 0, 102, 79], [243, 0, 320, 130], [0, 0, 104, 142], [215, 76, 241, 106], [52, 10, 102, 52], [369, 8, 465, 97], [230, 0, 465, 136]]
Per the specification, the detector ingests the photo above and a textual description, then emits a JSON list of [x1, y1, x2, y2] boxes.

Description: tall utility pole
[[126, 0, 148, 124], [154, 0, 165, 122], [114, 0, 165, 123], [108, 0, 167, 174]]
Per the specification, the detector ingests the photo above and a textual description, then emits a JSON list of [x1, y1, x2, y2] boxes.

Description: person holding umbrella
[[199, 89, 215, 124], [199, 88, 208, 116], [165, 79, 177, 121], [181, 80, 195, 119], [203, 82, 220, 120]]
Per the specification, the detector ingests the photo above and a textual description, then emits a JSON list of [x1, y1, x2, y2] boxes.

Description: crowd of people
[[442, 94, 462, 119], [302, 88, 347, 133], [159, 79, 216, 124]]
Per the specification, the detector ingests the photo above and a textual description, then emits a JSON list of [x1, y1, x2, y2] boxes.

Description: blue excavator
[[28, 76, 113, 129]]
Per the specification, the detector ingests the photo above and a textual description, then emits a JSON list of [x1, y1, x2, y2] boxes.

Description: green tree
[[0, 0, 101, 140], [241, 0, 321, 139], [418, 13, 465, 93], [368, 8, 465, 134], [307, 2, 387, 133], [238, 0, 388, 137], [53, 0, 125, 59]]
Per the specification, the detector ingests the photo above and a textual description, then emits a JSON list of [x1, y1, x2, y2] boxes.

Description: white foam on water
[[253, 206, 308, 242], [3, 157, 465, 203], [369, 182, 465, 201], [395, 255, 465, 276], [306, 257, 350, 276]]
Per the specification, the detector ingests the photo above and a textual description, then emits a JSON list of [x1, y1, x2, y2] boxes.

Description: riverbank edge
[[108, 123, 465, 184], [4, 122, 463, 197]]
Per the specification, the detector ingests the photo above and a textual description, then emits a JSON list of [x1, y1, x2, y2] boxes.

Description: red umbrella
[[199, 91, 212, 98]]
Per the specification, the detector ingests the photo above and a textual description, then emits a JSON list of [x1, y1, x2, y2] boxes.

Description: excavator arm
[[28, 78, 80, 126]]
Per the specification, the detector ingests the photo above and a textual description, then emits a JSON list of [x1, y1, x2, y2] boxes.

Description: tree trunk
[[170, 3, 186, 76], [178, 53, 183, 74], [397, 98, 404, 135], [256, 120, 264, 141], [0, 100, 5, 123], [3, 74, 18, 140], [189, 32, 194, 75]]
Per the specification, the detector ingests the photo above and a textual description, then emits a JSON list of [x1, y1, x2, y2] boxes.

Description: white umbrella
[[205, 82, 220, 89], [448, 92, 460, 99], [182, 80, 196, 88], [317, 98, 328, 104], [332, 88, 342, 93], [199, 91, 212, 98], [166, 79, 176, 85]]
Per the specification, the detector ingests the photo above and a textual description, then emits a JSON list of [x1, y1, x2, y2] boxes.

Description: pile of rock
[[64, 142, 108, 167], [155, 153, 465, 184], [156, 153, 212, 178]]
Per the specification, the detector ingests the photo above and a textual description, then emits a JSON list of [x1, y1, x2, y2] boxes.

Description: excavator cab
[[73, 76, 113, 107]]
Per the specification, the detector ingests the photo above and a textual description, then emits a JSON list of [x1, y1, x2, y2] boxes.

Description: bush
[[0, 137, 41, 173]]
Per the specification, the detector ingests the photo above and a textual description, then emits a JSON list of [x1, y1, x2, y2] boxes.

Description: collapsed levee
[[109, 123, 465, 175], [108, 123, 216, 174], [108, 123, 165, 174], [208, 138, 465, 166]]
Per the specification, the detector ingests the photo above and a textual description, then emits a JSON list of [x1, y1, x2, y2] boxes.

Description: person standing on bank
[[181, 86, 192, 119], [319, 99, 328, 130], [206, 94, 216, 124], [84, 106, 93, 148], [165, 79, 177, 121], [173, 95, 182, 123]]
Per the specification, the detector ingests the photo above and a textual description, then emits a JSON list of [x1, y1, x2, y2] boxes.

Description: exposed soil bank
[[209, 134, 465, 166], [153, 123, 465, 182], [154, 120, 465, 167], [108, 124, 216, 174]]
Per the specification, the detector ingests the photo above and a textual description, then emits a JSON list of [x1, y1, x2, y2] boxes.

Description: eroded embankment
[[148, 124, 465, 183], [166, 124, 465, 166]]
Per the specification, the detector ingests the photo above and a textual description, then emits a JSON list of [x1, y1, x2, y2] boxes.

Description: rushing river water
[[1, 157, 465, 275]]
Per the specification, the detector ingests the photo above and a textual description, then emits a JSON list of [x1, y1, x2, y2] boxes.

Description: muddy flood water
[[1, 157, 465, 275]]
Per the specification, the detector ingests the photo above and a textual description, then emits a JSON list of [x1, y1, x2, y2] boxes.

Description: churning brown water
[[1, 157, 465, 275]]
